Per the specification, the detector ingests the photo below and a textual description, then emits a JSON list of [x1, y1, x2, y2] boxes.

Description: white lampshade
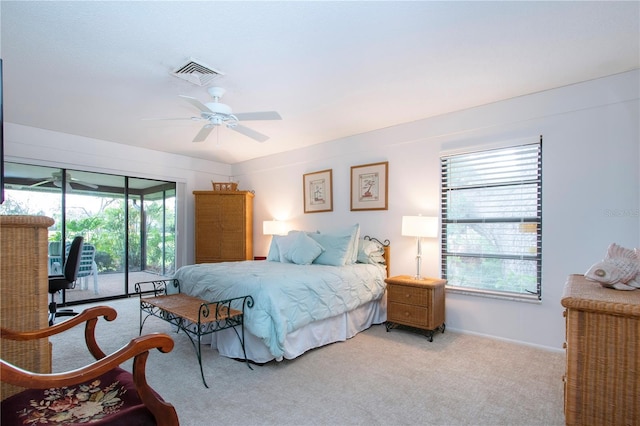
[[401, 216, 438, 238], [263, 220, 287, 236]]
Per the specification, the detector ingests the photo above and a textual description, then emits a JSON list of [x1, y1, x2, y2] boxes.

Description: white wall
[[233, 70, 640, 351], [5, 70, 639, 351]]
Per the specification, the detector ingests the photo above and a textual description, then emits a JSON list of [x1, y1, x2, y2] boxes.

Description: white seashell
[[584, 243, 640, 290]]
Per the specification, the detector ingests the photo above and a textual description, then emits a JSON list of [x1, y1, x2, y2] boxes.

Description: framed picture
[[350, 161, 388, 211], [303, 169, 333, 213]]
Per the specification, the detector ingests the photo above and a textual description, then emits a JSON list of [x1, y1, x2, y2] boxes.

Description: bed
[[172, 225, 389, 363]]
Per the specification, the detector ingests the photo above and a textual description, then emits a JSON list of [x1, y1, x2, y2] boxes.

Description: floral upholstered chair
[[0, 306, 179, 425]]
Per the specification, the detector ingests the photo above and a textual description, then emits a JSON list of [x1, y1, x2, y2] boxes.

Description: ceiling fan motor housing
[[204, 102, 232, 115], [207, 86, 226, 99]]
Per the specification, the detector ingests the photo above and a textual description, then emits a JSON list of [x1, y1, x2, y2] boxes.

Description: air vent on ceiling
[[171, 58, 224, 86]]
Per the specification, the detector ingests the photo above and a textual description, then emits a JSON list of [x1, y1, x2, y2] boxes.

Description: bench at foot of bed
[[135, 279, 254, 388]]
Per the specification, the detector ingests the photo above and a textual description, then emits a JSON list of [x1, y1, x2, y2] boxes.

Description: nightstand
[[384, 275, 446, 341]]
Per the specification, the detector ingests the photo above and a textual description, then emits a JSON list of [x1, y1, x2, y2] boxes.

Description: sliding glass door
[[1, 162, 176, 305], [127, 177, 176, 294]]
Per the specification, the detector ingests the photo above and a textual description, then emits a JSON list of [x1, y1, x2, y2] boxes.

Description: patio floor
[[61, 270, 172, 305]]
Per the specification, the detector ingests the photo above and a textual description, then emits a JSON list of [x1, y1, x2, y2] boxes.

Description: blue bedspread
[[172, 260, 386, 359]]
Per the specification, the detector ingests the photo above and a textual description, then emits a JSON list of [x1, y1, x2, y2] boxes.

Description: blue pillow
[[309, 224, 360, 265], [267, 230, 322, 263], [281, 232, 325, 265], [266, 235, 283, 262], [309, 232, 353, 266]]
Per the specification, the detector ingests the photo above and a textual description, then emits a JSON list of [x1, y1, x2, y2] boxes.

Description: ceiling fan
[[30, 171, 98, 191], [155, 87, 282, 143]]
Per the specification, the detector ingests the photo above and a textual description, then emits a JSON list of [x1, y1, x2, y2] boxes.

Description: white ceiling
[[2, 1, 639, 165]]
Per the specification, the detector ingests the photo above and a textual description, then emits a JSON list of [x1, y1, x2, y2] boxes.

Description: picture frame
[[350, 161, 388, 211], [303, 169, 333, 213]]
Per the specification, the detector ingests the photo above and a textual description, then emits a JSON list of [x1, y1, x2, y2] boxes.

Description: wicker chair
[[1, 306, 179, 426]]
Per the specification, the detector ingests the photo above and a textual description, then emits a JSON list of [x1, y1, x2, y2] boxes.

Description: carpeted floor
[[50, 297, 565, 426]]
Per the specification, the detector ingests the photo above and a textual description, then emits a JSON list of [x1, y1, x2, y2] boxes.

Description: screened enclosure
[[1, 162, 177, 305]]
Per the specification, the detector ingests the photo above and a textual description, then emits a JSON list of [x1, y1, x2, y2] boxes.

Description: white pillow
[[344, 224, 360, 264], [357, 238, 385, 264]]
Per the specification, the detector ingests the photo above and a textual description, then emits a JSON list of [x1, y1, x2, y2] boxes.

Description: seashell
[[584, 243, 640, 290]]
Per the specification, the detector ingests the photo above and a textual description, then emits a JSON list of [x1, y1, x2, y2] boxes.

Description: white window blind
[[440, 139, 542, 299]]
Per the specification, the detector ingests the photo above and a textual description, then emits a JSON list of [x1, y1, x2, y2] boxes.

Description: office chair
[[48, 236, 83, 326]]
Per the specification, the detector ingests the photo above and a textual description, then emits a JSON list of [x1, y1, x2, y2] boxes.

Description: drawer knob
[[405, 293, 410, 298], [404, 312, 410, 317]]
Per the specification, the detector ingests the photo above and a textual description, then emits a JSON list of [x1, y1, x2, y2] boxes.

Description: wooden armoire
[[193, 191, 254, 263]]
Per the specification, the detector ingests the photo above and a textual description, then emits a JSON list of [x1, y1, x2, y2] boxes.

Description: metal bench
[[135, 279, 254, 388]]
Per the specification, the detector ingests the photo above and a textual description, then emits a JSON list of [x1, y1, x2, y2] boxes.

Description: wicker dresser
[[193, 191, 254, 263], [1, 215, 55, 400], [561, 274, 640, 425]]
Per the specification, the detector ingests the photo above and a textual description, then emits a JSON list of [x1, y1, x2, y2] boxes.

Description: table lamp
[[263, 220, 287, 236], [401, 215, 438, 280]]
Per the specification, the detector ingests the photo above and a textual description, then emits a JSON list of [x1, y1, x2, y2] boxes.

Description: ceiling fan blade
[[179, 95, 212, 113], [70, 179, 98, 189], [30, 179, 53, 188], [193, 125, 214, 142], [231, 124, 269, 143], [234, 111, 282, 121], [142, 117, 202, 122]]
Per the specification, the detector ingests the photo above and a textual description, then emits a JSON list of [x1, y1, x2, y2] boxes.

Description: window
[[440, 139, 542, 300]]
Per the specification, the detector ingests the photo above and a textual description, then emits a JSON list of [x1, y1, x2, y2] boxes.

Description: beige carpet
[[50, 297, 565, 426]]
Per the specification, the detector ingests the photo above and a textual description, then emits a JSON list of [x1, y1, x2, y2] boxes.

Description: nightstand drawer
[[388, 302, 428, 326], [388, 285, 428, 306]]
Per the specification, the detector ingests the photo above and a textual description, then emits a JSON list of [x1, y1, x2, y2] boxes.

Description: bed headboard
[[363, 236, 391, 278]]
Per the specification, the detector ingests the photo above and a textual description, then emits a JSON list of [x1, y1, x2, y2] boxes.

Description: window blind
[[440, 139, 542, 299]]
